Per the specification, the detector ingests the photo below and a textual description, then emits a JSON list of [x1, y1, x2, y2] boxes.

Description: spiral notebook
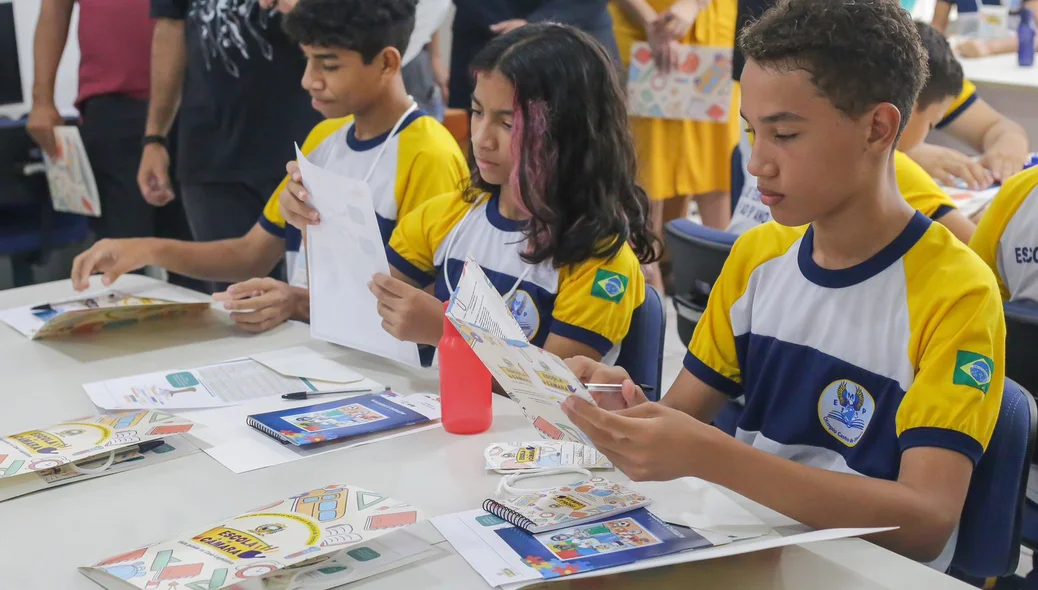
[[482, 476, 651, 534], [246, 390, 440, 446]]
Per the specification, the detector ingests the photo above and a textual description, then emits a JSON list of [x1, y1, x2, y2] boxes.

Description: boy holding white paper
[[69, 0, 467, 334]]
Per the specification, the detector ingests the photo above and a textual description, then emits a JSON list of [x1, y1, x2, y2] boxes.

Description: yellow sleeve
[[551, 246, 645, 355], [259, 117, 352, 236], [896, 151, 957, 219], [938, 79, 978, 129], [897, 274, 1005, 466], [969, 167, 1038, 300], [685, 223, 801, 397], [395, 121, 470, 220], [387, 191, 468, 286]]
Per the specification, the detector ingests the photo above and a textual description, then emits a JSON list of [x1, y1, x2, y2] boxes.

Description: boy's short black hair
[[739, 0, 927, 138], [283, 0, 418, 64], [915, 21, 964, 110]]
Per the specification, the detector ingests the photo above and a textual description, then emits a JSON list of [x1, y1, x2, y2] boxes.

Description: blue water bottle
[[1020, 7, 1036, 67]]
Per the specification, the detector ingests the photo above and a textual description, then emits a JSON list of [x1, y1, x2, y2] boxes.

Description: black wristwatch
[[141, 135, 167, 149]]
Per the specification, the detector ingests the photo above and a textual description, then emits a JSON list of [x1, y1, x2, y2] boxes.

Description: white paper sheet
[[297, 145, 421, 367], [83, 354, 374, 410], [185, 388, 442, 474], [945, 185, 1000, 218], [43, 126, 101, 217], [249, 346, 364, 383], [630, 479, 771, 546], [446, 258, 528, 342]]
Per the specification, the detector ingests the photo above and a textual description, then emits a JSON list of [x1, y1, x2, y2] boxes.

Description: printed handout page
[[43, 126, 102, 217], [296, 146, 421, 367], [446, 258, 528, 342], [84, 349, 372, 410]]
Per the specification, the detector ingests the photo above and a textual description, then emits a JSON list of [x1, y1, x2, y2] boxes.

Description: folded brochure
[[80, 483, 423, 590], [0, 288, 208, 339], [485, 441, 612, 471]]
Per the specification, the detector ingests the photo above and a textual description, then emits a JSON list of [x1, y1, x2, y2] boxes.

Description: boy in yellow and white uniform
[[970, 166, 1038, 303], [566, 0, 1003, 570]]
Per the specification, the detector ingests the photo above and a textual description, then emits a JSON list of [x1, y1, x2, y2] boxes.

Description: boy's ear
[[379, 47, 403, 76], [865, 103, 901, 154]]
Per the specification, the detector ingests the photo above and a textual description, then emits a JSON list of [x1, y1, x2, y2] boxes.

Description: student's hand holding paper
[[565, 356, 650, 411], [563, 396, 706, 482], [26, 102, 64, 158], [904, 143, 992, 190], [214, 278, 304, 333], [980, 145, 1028, 184], [369, 273, 444, 345], [280, 160, 321, 230], [71, 238, 154, 291]]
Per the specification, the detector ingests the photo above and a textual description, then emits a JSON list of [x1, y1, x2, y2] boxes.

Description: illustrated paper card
[[485, 442, 612, 471], [80, 484, 423, 590], [447, 316, 596, 446], [483, 476, 651, 533], [626, 42, 734, 122], [446, 257, 529, 342], [43, 125, 101, 217], [0, 288, 209, 340], [0, 410, 196, 481]]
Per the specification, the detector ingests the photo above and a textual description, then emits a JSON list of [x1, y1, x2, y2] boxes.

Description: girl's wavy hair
[[463, 23, 660, 267]]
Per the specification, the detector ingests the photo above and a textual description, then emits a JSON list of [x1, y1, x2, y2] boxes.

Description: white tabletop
[[0, 276, 972, 589], [961, 54, 1038, 89]]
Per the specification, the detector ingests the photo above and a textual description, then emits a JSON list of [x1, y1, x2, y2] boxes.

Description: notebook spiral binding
[[482, 499, 537, 531], [247, 416, 289, 443]]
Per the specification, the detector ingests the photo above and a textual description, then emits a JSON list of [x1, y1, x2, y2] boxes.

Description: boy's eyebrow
[[310, 52, 339, 61], [758, 111, 807, 124]]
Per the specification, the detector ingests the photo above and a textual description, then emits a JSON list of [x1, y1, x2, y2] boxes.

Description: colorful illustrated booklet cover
[[483, 475, 652, 534], [445, 260, 598, 447], [81, 484, 427, 590], [43, 125, 102, 217], [247, 390, 441, 446], [626, 42, 734, 122], [484, 441, 612, 472], [0, 410, 197, 501], [434, 507, 711, 587], [0, 287, 209, 340]]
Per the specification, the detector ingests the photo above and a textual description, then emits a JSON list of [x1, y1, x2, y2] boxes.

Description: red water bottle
[[439, 302, 492, 434]]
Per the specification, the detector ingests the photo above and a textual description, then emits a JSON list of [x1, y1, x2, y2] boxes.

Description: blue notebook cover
[[493, 507, 711, 580], [246, 391, 431, 446]]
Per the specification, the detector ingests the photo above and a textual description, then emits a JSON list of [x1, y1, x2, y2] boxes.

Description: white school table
[[933, 54, 1038, 152], [0, 275, 972, 589]]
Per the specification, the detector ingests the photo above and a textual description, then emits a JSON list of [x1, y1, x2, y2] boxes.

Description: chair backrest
[[615, 285, 665, 401], [1004, 301, 1038, 399], [952, 378, 1038, 578], [664, 219, 736, 343]]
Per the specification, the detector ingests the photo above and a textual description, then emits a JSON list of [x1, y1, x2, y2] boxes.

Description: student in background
[[371, 24, 659, 364], [730, 21, 976, 243], [611, 0, 740, 292], [565, 0, 1003, 570], [70, 0, 467, 334], [141, 0, 322, 292], [26, 0, 200, 291], [970, 166, 1038, 302]]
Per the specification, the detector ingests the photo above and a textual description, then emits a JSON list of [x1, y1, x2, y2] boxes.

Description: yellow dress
[[611, 0, 740, 201]]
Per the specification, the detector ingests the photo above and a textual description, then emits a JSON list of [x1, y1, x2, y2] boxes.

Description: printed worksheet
[[446, 258, 528, 342], [297, 146, 422, 367]]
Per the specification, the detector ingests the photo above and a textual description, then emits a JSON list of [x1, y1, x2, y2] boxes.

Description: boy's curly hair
[[915, 20, 964, 110], [283, 0, 418, 63], [739, 0, 927, 139]]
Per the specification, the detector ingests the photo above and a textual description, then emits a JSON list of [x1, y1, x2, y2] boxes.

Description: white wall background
[[0, 0, 81, 119]]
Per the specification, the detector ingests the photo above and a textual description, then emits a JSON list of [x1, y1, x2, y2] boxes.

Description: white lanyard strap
[[362, 98, 418, 183], [443, 202, 534, 303], [494, 467, 593, 499]]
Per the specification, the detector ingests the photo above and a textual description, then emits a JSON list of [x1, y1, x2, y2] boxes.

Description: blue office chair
[[1004, 301, 1038, 401], [664, 218, 736, 345], [951, 379, 1037, 580], [615, 285, 665, 401]]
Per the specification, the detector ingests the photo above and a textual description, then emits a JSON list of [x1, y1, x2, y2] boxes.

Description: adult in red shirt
[[26, 0, 200, 290]]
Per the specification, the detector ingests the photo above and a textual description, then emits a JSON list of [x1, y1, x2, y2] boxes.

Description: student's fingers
[[286, 160, 301, 181], [932, 168, 959, 189], [562, 399, 633, 456], [621, 379, 651, 407], [223, 290, 278, 312], [218, 278, 275, 300], [369, 273, 413, 298], [232, 310, 286, 333], [281, 180, 320, 227], [71, 247, 116, 290], [563, 356, 607, 382]]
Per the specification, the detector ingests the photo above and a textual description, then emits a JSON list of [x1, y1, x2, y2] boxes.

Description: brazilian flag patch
[[954, 350, 994, 394], [591, 270, 629, 304]]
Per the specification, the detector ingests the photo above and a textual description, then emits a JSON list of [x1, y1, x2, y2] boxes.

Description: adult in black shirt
[[448, 0, 619, 109], [142, 0, 321, 291], [732, 0, 773, 82]]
